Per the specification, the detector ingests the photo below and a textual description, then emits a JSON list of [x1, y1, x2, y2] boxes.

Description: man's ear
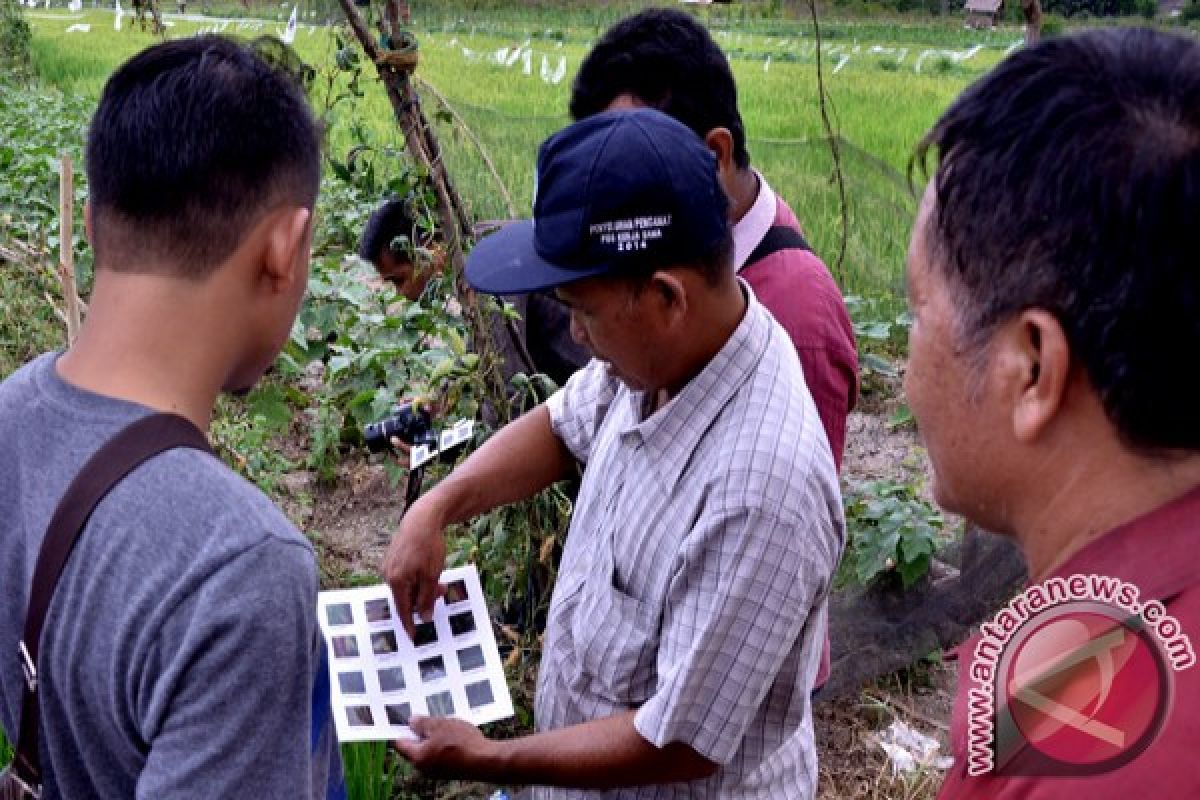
[[260, 207, 313, 292], [703, 128, 737, 175], [647, 271, 689, 324], [1001, 309, 1072, 443]]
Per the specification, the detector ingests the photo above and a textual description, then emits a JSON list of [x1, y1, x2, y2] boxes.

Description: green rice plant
[[341, 741, 400, 800], [0, 729, 12, 769]]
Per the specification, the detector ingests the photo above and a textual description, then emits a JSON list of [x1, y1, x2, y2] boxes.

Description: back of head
[[86, 35, 321, 279], [569, 8, 750, 169], [919, 27, 1200, 454], [358, 198, 419, 264]]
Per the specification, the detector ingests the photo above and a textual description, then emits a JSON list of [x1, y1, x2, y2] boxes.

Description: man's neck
[[727, 168, 760, 225], [655, 278, 749, 408], [55, 275, 234, 432], [1015, 449, 1200, 580]]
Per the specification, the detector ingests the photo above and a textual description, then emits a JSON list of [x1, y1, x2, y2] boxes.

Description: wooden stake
[[58, 153, 83, 345]]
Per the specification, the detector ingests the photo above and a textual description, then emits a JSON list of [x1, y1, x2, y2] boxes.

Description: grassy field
[[20, 5, 1023, 308]]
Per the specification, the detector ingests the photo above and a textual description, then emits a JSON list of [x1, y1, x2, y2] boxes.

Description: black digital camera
[[363, 402, 436, 453]]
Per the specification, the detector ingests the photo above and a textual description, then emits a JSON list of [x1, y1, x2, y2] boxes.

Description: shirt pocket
[[568, 572, 661, 706]]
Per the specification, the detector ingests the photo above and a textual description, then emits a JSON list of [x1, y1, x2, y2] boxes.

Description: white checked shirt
[[535, 285, 845, 799]]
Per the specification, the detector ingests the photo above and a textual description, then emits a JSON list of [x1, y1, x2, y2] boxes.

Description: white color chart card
[[318, 565, 514, 741]]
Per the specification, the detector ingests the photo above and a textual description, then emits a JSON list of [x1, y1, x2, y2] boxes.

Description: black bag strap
[[745, 224, 812, 268], [11, 413, 212, 795]]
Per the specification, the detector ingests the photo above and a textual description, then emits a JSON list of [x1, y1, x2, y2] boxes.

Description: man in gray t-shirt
[[0, 36, 342, 798]]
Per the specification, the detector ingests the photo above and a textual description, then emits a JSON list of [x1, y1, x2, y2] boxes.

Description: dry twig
[[415, 75, 518, 220], [806, 0, 850, 286]]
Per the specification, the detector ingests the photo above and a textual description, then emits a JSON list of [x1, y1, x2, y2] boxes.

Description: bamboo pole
[[58, 153, 83, 345]]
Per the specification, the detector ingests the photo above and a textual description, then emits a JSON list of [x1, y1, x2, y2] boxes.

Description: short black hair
[[626, 225, 734, 292], [358, 198, 419, 265], [86, 35, 320, 277], [570, 9, 750, 170], [918, 28, 1200, 454]]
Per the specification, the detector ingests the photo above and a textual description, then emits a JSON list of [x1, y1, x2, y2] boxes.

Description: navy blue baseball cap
[[465, 109, 729, 294]]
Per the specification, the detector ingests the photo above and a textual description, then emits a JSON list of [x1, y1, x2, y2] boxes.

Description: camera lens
[[363, 402, 432, 453]]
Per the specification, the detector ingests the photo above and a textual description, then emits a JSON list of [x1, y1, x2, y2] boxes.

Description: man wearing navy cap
[[386, 109, 843, 798]]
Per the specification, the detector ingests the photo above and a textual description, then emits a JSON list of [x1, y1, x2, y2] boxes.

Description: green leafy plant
[[286, 255, 481, 445], [210, 393, 298, 496], [0, 83, 93, 378], [838, 479, 944, 590], [844, 294, 911, 396], [0, 728, 11, 769]]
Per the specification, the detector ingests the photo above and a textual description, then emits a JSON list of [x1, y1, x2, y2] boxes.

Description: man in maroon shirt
[[905, 29, 1200, 796], [569, 8, 858, 469]]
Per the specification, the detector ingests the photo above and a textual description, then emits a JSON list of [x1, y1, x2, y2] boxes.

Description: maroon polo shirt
[[740, 198, 859, 471], [939, 484, 1200, 798]]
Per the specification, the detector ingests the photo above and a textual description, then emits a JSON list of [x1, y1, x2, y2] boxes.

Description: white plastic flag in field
[[538, 54, 566, 85], [833, 54, 850, 74], [763, 55, 771, 73], [281, 4, 297, 44], [504, 46, 521, 67], [521, 48, 532, 76], [548, 55, 565, 85], [66, 22, 90, 31], [114, 0, 123, 30]]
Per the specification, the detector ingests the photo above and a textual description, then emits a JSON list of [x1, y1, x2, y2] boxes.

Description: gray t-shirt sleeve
[[135, 535, 320, 800]]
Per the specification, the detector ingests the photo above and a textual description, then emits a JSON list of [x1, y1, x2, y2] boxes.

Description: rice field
[[20, 5, 1023, 306]]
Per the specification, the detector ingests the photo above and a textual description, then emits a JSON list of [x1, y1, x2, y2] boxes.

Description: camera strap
[[7, 413, 212, 798], [744, 224, 812, 267]]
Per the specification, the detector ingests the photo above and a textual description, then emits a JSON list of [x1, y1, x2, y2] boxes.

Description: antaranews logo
[[967, 574, 1196, 777]]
